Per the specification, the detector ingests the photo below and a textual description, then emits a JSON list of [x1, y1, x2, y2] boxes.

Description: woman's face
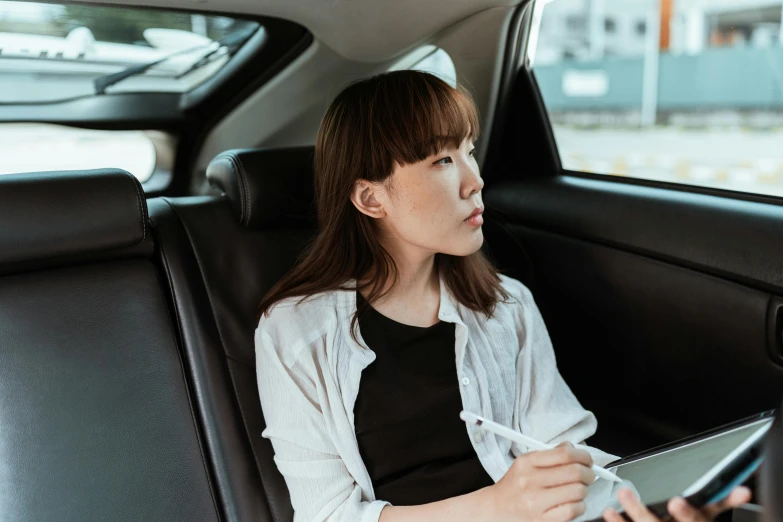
[[352, 138, 485, 258]]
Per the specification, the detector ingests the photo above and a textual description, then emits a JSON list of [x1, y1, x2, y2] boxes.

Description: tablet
[[581, 411, 775, 521]]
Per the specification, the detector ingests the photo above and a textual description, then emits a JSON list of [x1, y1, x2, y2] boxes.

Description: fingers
[[537, 462, 596, 488], [537, 482, 590, 512], [603, 507, 625, 522], [532, 442, 594, 469], [544, 501, 587, 522], [667, 497, 708, 522], [728, 485, 752, 505], [608, 485, 751, 522], [616, 487, 658, 522], [703, 486, 752, 518]]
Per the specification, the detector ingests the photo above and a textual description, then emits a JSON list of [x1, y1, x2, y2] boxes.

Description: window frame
[[0, 6, 312, 196], [509, 0, 783, 209]]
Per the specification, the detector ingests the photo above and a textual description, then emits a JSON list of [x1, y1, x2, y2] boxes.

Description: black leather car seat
[[146, 147, 317, 522], [0, 170, 220, 522]]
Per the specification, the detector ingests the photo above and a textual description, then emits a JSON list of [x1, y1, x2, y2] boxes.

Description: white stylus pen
[[460, 410, 623, 484]]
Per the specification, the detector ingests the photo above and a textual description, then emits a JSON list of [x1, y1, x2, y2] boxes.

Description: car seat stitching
[[123, 169, 146, 242], [224, 154, 247, 226], [233, 154, 251, 227], [241, 157, 251, 227]]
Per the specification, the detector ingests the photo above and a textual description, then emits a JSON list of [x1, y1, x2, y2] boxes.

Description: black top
[[353, 292, 494, 506]]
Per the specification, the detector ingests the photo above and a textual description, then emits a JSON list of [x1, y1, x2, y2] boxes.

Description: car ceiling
[[68, 0, 521, 61]]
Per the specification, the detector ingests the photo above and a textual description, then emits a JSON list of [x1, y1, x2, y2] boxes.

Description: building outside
[[532, 0, 783, 198], [537, 0, 783, 64]]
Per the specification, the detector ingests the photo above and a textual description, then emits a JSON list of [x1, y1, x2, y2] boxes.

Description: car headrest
[[206, 147, 316, 229], [0, 169, 149, 273]]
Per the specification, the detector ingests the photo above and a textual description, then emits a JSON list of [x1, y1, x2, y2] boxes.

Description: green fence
[[534, 46, 783, 111]]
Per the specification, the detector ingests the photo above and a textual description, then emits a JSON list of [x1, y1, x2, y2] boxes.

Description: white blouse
[[255, 274, 617, 522]]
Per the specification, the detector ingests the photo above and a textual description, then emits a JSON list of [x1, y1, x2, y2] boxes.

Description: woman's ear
[[350, 180, 387, 219]]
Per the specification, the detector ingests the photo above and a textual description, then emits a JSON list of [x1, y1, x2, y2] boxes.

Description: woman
[[255, 70, 749, 522]]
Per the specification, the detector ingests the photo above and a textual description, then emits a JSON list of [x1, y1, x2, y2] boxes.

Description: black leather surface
[[485, 176, 783, 294], [0, 260, 219, 522], [149, 197, 277, 522], [158, 196, 315, 365], [0, 169, 147, 269], [228, 358, 292, 522], [206, 147, 315, 229], [483, 214, 783, 456], [149, 195, 315, 522]]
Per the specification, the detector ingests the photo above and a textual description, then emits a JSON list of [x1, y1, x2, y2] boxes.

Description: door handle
[[768, 296, 783, 366]]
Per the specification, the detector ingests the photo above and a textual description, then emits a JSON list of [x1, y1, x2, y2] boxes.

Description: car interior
[[1, 0, 783, 520]]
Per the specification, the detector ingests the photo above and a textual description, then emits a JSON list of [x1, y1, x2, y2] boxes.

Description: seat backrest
[[0, 170, 220, 522], [147, 147, 317, 522]]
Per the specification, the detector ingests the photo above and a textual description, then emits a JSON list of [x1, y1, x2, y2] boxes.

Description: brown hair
[[258, 70, 508, 333]]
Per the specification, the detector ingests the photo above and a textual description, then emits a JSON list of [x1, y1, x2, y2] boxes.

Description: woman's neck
[[361, 246, 441, 328]]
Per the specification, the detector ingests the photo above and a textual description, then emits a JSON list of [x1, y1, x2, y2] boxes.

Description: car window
[[411, 48, 457, 88], [0, 1, 262, 103], [529, 0, 783, 198], [0, 123, 170, 182]]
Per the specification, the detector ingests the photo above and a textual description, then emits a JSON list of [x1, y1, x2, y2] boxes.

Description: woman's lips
[[465, 207, 484, 227]]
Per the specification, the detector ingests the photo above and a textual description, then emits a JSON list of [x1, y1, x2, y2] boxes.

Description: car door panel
[[483, 176, 783, 457]]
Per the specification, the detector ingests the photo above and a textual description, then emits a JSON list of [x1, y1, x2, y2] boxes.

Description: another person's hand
[[484, 441, 594, 522], [603, 486, 752, 522]]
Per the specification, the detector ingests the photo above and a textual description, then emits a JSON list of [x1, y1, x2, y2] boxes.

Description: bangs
[[367, 72, 480, 169]]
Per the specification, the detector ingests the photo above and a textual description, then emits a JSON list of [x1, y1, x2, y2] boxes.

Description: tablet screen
[[607, 418, 772, 505]]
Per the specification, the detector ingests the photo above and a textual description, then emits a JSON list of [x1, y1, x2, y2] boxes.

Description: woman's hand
[[484, 442, 595, 522], [603, 486, 752, 522]]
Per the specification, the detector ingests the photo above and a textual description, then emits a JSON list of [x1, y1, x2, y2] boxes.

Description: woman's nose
[[461, 163, 484, 198]]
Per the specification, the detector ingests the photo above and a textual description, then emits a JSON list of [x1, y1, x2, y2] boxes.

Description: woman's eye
[[469, 148, 476, 157], [434, 156, 453, 166]]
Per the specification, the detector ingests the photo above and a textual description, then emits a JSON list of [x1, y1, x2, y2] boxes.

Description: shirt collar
[[337, 274, 465, 326], [437, 273, 465, 326], [338, 275, 466, 359]]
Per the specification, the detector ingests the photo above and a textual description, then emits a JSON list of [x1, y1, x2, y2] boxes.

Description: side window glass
[[530, 0, 783, 198], [411, 48, 457, 88], [0, 124, 171, 183]]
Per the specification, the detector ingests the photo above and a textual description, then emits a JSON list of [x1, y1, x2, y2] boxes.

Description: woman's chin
[[443, 231, 484, 257]]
